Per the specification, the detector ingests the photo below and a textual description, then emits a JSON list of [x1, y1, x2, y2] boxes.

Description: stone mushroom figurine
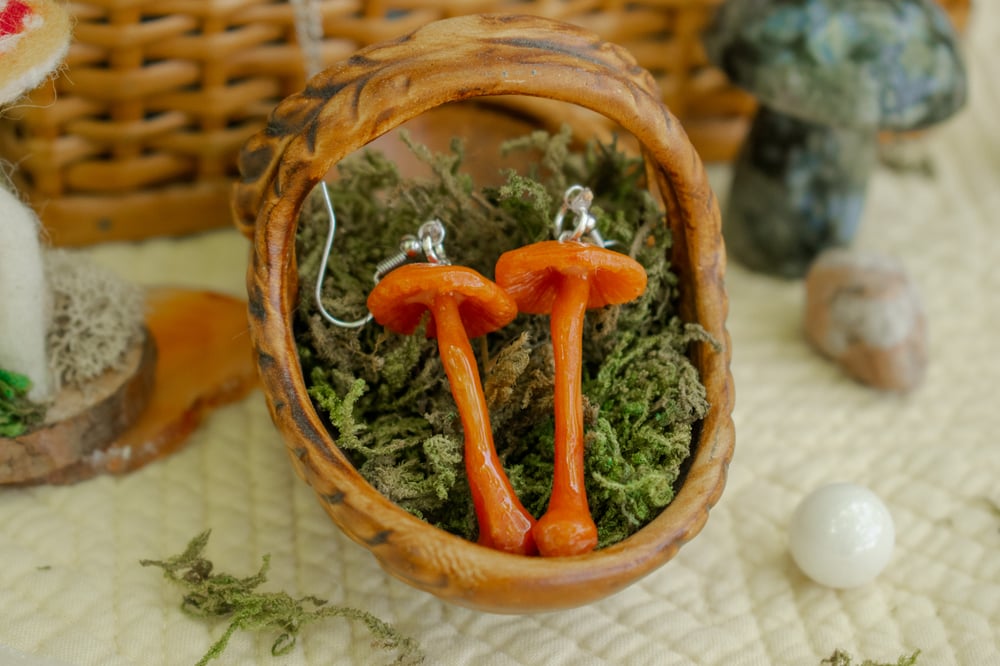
[[705, 0, 967, 278], [0, 0, 71, 407]]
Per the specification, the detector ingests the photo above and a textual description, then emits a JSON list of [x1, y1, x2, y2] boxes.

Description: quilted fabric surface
[[1, 5, 998, 664]]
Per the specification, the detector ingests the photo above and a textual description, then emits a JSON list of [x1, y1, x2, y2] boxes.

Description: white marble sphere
[[789, 482, 895, 589]]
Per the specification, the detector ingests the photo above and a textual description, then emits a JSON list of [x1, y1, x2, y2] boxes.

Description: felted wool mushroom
[[495, 240, 647, 557], [0, 0, 71, 403], [367, 263, 538, 555], [0, 186, 51, 402], [0, 0, 69, 103], [1, 1, 257, 476], [2, 1, 148, 440], [705, 0, 967, 278]]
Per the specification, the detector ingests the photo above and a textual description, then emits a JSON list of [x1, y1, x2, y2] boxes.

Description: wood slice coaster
[[0, 287, 258, 485], [0, 329, 156, 484]]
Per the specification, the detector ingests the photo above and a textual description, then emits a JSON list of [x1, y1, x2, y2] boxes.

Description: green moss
[[0, 368, 45, 437], [295, 127, 711, 548], [141, 531, 424, 665], [821, 649, 921, 666], [585, 324, 714, 547]]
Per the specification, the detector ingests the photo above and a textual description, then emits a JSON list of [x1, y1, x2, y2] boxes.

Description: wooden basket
[[0, 0, 969, 246], [233, 13, 734, 613]]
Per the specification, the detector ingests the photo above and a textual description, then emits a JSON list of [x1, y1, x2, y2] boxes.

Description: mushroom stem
[[724, 105, 877, 278], [535, 273, 599, 557], [430, 293, 537, 555]]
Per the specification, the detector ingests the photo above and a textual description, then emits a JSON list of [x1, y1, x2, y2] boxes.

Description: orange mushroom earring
[[314, 202, 538, 555], [495, 186, 648, 557]]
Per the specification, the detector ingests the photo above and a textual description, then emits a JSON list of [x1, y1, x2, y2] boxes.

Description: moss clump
[[0, 368, 45, 436], [142, 531, 423, 665], [295, 127, 711, 548], [821, 649, 920, 666]]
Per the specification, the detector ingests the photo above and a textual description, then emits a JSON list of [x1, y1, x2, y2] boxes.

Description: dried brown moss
[[296, 128, 711, 548]]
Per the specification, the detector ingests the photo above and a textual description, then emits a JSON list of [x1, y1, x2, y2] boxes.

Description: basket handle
[[233, 14, 716, 242]]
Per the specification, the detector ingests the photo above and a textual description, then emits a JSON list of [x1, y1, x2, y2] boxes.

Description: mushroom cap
[[704, 0, 967, 130], [494, 240, 647, 315], [367, 263, 517, 339]]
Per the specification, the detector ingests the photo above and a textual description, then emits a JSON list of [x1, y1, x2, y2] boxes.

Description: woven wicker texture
[[0, 0, 970, 246]]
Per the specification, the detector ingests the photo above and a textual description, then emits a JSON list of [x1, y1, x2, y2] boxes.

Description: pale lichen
[[45, 250, 144, 391]]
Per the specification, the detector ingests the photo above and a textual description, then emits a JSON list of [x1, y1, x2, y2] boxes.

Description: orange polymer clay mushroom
[[367, 262, 538, 555], [495, 239, 647, 557]]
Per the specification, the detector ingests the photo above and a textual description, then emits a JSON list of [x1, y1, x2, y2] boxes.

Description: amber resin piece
[[0, 288, 258, 485]]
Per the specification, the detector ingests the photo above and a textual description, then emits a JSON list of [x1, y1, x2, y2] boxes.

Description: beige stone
[[805, 249, 927, 391]]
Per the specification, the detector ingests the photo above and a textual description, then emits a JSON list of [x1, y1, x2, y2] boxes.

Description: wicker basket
[[0, 0, 970, 246]]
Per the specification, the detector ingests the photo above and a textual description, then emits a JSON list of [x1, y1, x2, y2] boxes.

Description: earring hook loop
[[294, 3, 450, 328], [553, 185, 609, 248], [314, 190, 452, 328]]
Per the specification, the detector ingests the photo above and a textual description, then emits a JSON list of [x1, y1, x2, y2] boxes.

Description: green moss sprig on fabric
[[821, 649, 921, 666], [141, 531, 424, 666], [295, 126, 711, 548], [0, 368, 45, 437]]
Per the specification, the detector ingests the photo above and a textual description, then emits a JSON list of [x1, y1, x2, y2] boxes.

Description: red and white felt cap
[[0, 0, 71, 105]]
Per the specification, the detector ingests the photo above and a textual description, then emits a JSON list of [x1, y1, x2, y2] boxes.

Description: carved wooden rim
[[234, 13, 734, 613]]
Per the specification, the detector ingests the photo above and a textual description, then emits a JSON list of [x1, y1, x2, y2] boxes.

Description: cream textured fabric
[[1, 6, 998, 665]]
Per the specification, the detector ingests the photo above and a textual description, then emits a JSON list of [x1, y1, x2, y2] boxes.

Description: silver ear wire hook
[[372, 219, 451, 284], [293, 7, 454, 329], [315, 210, 452, 328], [292, 0, 376, 328], [314, 184, 373, 328], [372, 234, 423, 283], [553, 185, 610, 248]]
